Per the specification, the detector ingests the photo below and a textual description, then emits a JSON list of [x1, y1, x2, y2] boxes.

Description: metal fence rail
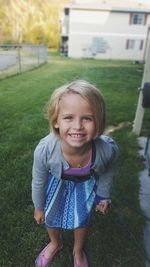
[[0, 44, 48, 79]]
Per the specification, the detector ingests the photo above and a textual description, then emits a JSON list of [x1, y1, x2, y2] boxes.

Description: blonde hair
[[47, 80, 106, 137]]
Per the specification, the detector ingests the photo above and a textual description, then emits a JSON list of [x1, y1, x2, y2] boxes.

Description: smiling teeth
[[70, 134, 84, 137]]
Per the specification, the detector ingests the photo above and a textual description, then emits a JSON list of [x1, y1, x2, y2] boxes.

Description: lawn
[[0, 53, 149, 267]]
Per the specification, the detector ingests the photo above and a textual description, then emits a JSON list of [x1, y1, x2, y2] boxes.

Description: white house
[[60, 0, 150, 60]]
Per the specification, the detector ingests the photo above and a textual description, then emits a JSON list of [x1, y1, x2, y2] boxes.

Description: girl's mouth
[[69, 133, 85, 139]]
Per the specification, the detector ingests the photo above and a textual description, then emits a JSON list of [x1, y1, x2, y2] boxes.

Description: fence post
[[37, 45, 40, 66], [17, 45, 22, 73]]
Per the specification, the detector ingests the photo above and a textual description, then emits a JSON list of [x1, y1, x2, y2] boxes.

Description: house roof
[[66, 0, 150, 13]]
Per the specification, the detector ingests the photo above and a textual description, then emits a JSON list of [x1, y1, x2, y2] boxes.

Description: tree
[[0, 0, 71, 48]]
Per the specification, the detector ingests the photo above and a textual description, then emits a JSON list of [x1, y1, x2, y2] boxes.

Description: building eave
[[64, 0, 150, 13]]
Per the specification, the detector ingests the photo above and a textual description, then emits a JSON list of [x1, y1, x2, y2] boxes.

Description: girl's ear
[[54, 122, 59, 129]]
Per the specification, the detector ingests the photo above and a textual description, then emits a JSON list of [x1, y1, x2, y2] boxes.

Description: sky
[[131, 0, 150, 1], [76, 0, 150, 2]]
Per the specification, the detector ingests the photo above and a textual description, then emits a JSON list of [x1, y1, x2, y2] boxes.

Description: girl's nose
[[73, 119, 83, 129]]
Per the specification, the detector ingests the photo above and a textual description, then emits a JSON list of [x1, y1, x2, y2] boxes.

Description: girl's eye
[[63, 116, 72, 120], [83, 117, 93, 121]]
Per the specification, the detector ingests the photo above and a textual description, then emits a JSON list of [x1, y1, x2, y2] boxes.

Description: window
[[126, 39, 134, 49], [129, 13, 147, 25], [64, 8, 69, 16], [126, 39, 144, 50]]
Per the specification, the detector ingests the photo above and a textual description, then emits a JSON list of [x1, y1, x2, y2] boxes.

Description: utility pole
[[133, 28, 150, 136]]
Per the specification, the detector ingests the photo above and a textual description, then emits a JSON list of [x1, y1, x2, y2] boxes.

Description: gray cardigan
[[32, 133, 118, 210]]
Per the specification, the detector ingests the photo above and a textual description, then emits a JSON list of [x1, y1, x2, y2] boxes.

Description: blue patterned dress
[[44, 164, 96, 229], [32, 134, 118, 230]]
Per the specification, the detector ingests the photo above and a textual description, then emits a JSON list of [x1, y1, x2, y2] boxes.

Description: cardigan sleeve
[[95, 167, 115, 199], [95, 136, 118, 199], [32, 139, 49, 210]]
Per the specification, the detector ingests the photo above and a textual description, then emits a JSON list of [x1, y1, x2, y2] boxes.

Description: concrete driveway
[[0, 54, 17, 70], [138, 136, 150, 267]]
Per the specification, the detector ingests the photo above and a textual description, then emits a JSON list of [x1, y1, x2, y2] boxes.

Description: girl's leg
[[44, 228, 62, 258], [73, 227, 88, 265]]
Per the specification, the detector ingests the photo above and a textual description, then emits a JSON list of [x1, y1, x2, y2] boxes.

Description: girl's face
[[54, 93, 96, 151]]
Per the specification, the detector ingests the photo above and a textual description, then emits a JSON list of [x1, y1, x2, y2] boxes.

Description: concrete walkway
[[138, 137, 150, 267]]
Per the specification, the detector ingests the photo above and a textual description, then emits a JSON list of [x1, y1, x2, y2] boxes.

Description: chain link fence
[[0, 44, 48, 79]]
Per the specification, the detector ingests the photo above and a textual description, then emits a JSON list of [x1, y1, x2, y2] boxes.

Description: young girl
[[32, 80, 118, 267]]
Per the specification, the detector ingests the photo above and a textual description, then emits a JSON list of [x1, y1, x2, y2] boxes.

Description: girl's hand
[[34, 209, 45, 224], [95, 200, 110, 215]]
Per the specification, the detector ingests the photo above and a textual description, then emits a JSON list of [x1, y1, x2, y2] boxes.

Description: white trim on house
[[68, 0, 150, 13], [70, 32, 145, 37]]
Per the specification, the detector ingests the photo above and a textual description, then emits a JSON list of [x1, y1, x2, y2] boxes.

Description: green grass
[[0, 53, 149, 267]]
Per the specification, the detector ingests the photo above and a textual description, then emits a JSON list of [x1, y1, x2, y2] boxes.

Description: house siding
[[68, 10, 147, 60], [61, 1, 150, 60]]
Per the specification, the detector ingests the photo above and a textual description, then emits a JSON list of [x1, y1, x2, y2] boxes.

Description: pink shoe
[[35, 243, 62, 267], [73, 252, 89, 267]]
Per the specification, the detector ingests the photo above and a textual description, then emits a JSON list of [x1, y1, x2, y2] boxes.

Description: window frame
[[129, 13, 147, 25], [126, 39, 144, 50]]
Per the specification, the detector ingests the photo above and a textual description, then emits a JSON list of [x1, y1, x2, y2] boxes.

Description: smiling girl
[[32, 80, 118, 267]]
